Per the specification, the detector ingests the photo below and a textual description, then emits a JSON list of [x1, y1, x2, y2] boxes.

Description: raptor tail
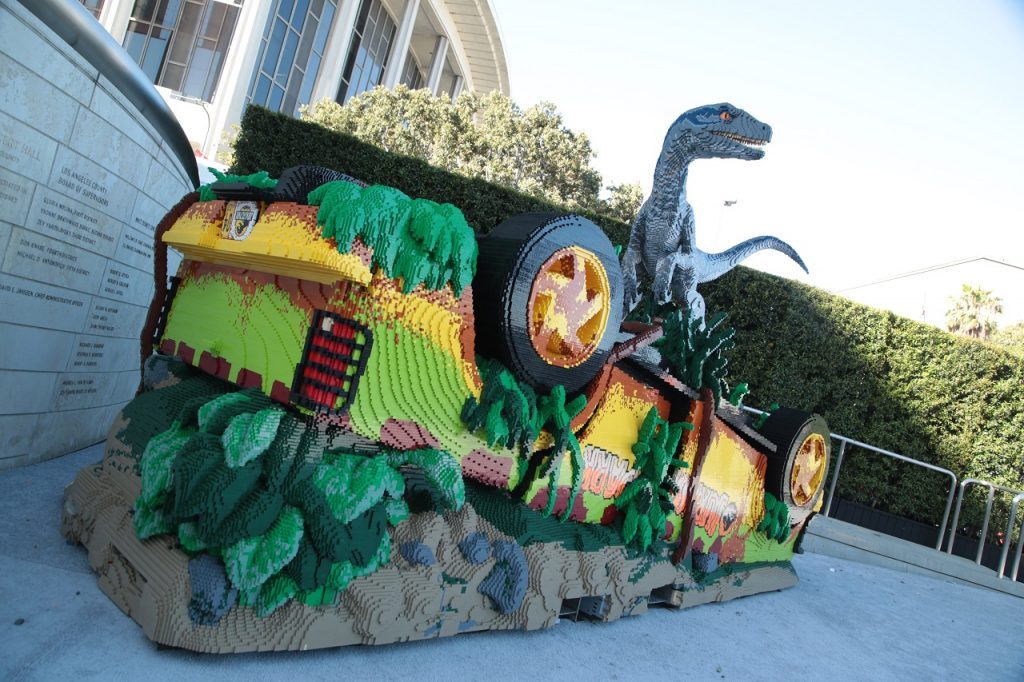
[[698, 236, 808, 283]]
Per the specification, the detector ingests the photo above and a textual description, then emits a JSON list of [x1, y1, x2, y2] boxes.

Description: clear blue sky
[[489, 0, 1024, 292]]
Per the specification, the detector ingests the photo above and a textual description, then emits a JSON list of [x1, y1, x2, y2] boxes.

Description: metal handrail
[[826, 434, 957, 551], [997, 493, 1024, 581], [946, 479, 1024, 565], [741, 404, 1022, 579], [740, 405, 957, 550], [19, 0, 199, 188]]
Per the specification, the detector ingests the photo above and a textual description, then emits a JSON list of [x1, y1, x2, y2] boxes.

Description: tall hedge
[[230, 106, 631, 246], [230, 105, 1024, 533], [703, 269, 1024, 532]]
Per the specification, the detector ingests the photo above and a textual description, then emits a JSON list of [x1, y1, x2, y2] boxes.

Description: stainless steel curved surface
[[19, 0, 200, 188]]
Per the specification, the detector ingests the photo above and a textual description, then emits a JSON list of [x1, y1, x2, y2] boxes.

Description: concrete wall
[[0, 0, 195, 469]]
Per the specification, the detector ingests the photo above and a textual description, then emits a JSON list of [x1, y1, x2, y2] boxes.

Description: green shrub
[[231, 106, 631, 245], [703, 268, 1024, 533]]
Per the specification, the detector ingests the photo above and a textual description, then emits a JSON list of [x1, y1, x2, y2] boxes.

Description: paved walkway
[[805, 513, 1024, 597], [2, 445, 1022, 680]]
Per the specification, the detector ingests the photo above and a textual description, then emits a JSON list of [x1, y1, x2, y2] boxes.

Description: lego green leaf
[[310, 180, 478, 295], [223, 505, 305, 592], [462, 357, 538, 454], [535, 385, 587, 520], [617, 407, 690, 550], [385, 498, 410, 525], [221, 409, 284, 468], [326, 560, 356, 592], [622, 505, 639, 545], [386, 447, 465, 511], [656, 308, 738, 407], [325, 530, 391, 593], [758, 492, 792, 543], [133, 503, 171, 540], [198, 169, 277, 202], [256, 574, 299, 617], [138, 420, 192, 508], [311, 181, 365, 247], [177, 521, 207, 553], [313, 452, 405, 524], [197, 390, 270, 435]]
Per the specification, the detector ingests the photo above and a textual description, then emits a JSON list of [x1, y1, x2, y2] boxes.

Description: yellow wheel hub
[[790, 433, 827, 506], [527, 246, 611, 368]]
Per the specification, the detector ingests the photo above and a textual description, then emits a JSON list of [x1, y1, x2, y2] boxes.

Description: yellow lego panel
[[163, 201, 372, 285], [689, 423, 767, 536]]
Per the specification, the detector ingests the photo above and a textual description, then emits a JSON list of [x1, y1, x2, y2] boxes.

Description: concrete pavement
[[805, 514, 1024, 598], [2, 444, 1022, 680]]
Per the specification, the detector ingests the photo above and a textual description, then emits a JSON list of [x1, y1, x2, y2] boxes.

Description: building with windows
[[81, 0, 509, 159]]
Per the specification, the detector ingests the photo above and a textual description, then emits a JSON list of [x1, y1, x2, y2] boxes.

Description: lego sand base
[[61, 422, 798, 654]]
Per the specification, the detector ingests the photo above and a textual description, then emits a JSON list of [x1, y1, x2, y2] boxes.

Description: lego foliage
[[536, 386, 588, 520], [728, 382, 750, 407], [656, 309, 737, 406], [461, 358, 588, 520], [385, 447, 465, 512], [230, 105, 631, 247], [198, 168, 277, 202], [230, 106, 1024, 534], [753, 402, 780, 430], [133, 387, 464, 617], [465, 481, 623, 551], [617, 407, 690, 551], [758, 492, 792, 544], [309, 179, 478, 295], [461, 357, 538, 471]]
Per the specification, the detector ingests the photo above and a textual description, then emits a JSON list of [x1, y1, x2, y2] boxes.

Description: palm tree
[[946, 284, 1003, 340]]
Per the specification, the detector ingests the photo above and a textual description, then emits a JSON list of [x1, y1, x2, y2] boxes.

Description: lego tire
[[473, 213, 623, 394], [758, 407, 831, 513]]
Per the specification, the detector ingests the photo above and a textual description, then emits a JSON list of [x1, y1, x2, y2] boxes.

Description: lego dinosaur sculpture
[[621, 103, 808, 324]]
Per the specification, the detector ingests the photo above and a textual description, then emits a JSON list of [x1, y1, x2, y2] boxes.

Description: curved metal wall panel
[[19, 0, 200, 188]]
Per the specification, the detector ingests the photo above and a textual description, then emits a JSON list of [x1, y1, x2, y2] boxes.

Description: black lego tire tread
[[473, 213, 623, 394], [758, 407, 830, 510], [210, 165, 367, 203], [269, 165, 368, 202]]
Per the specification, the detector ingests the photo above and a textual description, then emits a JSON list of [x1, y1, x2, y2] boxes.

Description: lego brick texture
[[9, 445, 1024, 678], [230, 105, 1024, 532], [60, 370, 803, 653]]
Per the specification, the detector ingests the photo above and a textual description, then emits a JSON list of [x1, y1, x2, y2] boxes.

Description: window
[[122, 0, 241, 102], [336, 0, 396, 104], [78, 0, 106, 20], [248, 0, 337, 116], [400, 50, 423, 90]]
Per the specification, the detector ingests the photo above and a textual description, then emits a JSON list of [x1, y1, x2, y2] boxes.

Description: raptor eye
[[720, 111, 732, 121]]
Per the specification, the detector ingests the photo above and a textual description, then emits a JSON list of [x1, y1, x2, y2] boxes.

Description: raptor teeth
[[713, 131, 766, 146]]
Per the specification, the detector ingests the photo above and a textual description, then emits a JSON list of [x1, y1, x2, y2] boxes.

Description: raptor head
[[662, 103, 772, 163]]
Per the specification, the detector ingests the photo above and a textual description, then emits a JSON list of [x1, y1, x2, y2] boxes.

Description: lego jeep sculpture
[[62, 105, 828, 653]]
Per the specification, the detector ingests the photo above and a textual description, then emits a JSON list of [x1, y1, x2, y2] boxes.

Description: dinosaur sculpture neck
[[652, 162, 689, 205]]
